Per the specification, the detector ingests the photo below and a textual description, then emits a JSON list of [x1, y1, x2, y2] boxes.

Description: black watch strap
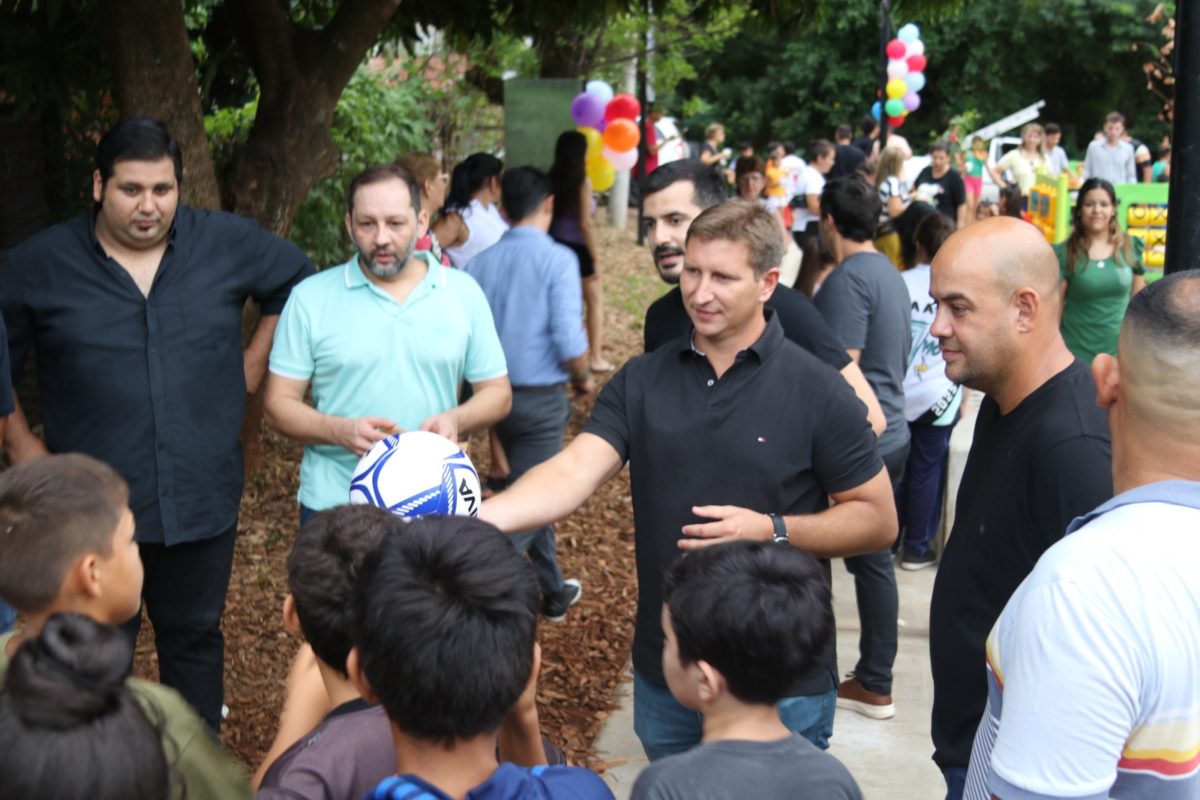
[[767, 513, 788, 544]]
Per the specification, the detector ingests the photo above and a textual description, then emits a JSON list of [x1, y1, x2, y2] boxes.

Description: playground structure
[[1028, 173, 1168, 272]]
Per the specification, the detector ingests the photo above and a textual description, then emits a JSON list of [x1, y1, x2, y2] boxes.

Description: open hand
[[678, 504, 773, 551]]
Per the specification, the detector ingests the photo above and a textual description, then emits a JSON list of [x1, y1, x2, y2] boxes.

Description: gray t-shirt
[[631, 735, 862, 800], [814, 251, 912, 457]]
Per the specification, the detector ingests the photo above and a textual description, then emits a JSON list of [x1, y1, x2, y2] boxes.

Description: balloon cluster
[[569, 80, 641, 192], [871, 23, 926, 129]]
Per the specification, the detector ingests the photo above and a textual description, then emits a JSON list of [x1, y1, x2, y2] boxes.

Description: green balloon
[[884, 98, 905, 117]]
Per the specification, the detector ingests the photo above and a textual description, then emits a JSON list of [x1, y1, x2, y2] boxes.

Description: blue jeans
[[633, 669, 837, 761], [0, 600, 16, 634], [895, 421, 956, 558], [495, 389, 572, 598], [842, 444, 907, 696], [299, 504, 318, 527], [942, 766, 967, 800]]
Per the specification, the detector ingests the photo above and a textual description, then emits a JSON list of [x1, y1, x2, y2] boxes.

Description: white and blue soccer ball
[[348, 431, 481, 519]]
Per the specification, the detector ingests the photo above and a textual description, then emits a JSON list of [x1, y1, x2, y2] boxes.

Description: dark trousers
[[495, 388, 572, 598], [895, 421, 956, 558], [123, 523, 238, 731], [842, 444, 907, 696]]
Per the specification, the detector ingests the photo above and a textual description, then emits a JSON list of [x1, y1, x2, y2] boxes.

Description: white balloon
[[603, 145, 638, 172], [585, 80, 614, 104], [907, 40, 925, 57], [887, 60, 909, 79]]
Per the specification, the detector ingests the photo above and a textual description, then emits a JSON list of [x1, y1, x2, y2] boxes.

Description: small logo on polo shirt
[[757, 436, 766, 443]]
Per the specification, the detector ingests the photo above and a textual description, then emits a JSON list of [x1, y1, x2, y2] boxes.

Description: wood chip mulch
[[134, 220, 657, 772]]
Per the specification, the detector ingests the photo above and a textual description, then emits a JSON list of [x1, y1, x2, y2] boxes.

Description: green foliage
[[0, 0, 115, 218], [203, 95, 257, 172], [287, 65, 433, 267], [679, 0, 1172, 157]]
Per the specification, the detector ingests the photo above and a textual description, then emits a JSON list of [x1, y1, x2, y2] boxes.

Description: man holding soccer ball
[[265, 164, 511, 524], [482, 201, 897, 760]]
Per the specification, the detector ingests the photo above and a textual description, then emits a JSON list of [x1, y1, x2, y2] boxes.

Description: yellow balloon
[[886, 79, 908, 99], [587, 156, 616, 191], [578, 126, 603, 160]]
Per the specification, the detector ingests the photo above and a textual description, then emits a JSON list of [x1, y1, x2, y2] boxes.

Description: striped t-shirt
[[965, 483, 1200, 799]]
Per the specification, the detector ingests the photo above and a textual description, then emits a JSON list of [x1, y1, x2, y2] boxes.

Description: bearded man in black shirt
[[926, 217, 1112, 800]]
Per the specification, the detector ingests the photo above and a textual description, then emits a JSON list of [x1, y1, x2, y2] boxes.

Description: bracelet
[[767, 513, 788, 545]]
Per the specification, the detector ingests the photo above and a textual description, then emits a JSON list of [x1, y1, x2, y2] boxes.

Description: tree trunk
[[97, 0, 220, 210], [222, 0, 403, 236]]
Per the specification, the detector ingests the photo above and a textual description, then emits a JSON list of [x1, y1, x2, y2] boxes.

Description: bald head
[[1117, 272, 1200, 433], [941, 217, 1061, 302], [929, 217, 1071, 406]]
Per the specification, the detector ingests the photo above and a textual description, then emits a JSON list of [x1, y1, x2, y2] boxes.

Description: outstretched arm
[[481, 432, 624, 534]]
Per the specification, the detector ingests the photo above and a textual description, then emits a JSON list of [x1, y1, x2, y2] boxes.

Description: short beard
[[653, 246, 684, 285], [359, 236, 417, 280]]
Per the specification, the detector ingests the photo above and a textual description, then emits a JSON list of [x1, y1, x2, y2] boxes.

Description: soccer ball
[[348, 431, 481, 519]]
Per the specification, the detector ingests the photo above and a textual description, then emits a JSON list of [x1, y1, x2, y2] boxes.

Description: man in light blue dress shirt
[[466, 167, 592, 621]]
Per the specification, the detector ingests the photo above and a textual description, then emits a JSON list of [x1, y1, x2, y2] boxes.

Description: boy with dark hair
[[631, 542, 862, 799], [256, 504, 401, 798], [0, 454, 251, 799], [350, 516, 612, 800], [258, 505, 558, 798]]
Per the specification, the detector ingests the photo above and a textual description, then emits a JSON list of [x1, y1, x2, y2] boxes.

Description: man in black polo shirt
[[926, 217, 1112, 800], [483, 201, 896, 760], [640, 160, 884, 435], [0, 117, 315, 729]]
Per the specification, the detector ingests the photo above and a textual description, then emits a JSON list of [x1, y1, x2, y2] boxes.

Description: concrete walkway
[[593, 395, 982, 798]]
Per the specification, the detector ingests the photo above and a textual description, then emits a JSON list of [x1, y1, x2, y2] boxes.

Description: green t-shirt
[[0, 631, 251, 800], [1055, 237, 1145, 364], [965, 153, 986, 178]]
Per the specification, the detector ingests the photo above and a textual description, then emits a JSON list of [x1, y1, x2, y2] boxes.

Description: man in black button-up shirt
[[483, 201, 896, 760], [0, 118, 315, 728]]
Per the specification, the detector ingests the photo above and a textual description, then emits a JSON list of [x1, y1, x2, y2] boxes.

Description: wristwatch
[[766, 513, 788, 544]]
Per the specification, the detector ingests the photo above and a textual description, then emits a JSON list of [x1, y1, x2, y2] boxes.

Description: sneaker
[[900, 550, 938, 571], [836, 675, 895, 720], [542, 579, 582, 622]]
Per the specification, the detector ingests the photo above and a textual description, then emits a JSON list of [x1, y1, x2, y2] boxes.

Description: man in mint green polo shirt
[[264, 164, 511, 520]]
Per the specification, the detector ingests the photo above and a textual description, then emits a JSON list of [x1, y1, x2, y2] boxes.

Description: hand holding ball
[[349, 431, 481, 519]]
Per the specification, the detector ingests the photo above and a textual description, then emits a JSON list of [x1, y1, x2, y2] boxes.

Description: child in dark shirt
[[349, 516, 612, 800], [632, 542, 863, 800], [257, 506, 558, 799]]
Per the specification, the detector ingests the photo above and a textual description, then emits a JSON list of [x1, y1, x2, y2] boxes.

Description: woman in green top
[[1055, 178, 1146, 364]]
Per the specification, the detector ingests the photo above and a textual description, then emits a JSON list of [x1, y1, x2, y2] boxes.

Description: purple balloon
[[903, 92, 921, 112], [571, 92, 605, 128]]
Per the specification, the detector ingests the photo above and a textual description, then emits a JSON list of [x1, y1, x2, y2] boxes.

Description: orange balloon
[[602, 118, 641, 152]]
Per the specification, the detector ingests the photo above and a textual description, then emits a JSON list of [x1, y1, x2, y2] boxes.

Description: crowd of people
[[0, 109, 1194, 800]]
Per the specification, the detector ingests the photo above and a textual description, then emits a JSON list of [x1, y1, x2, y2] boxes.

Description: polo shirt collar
[[1066, 480, 1200, 534], [677, 308, 785, 363], [342, 250, 442, 293]]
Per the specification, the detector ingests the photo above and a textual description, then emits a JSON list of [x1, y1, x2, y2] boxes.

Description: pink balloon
[[886, 39, 906, 60], [906, 54, 927, 72], [603, 146, 638, 172], [903, 92, 921, 112]]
